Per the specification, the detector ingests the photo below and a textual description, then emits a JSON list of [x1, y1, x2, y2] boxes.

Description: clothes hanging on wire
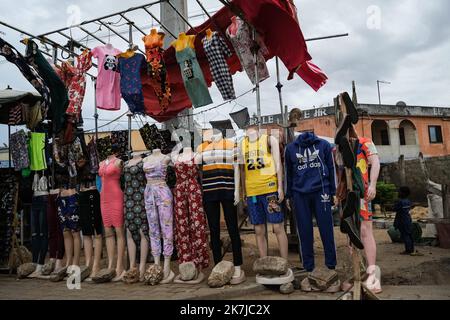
[[173, 35, 212, 108], [91, 45, 122, 111], [202, 32, 236, 101], [111, 130, 129, 161], [118, 53, 146, 115], [25, 40, 69, 133], [226, 17, 270, 85], [96, 136, 112, 162], [139, 123, 167, 151], [22, 101, 43, 131], [0, 37, 51, 119], [143, 30, 172, 113], [8, 103, 23, 126], [10, 130, 30, 171], [29, 132, 47, 171]]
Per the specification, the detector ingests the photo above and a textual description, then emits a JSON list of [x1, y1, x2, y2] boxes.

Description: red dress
[[98, 160, 124, 228], [174, 159, 209, 269]]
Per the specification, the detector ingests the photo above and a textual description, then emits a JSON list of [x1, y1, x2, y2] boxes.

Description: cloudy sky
[[1, 0, 449, 144]]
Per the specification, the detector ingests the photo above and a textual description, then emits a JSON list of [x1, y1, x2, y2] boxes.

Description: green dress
[[176, 47, 212, 108]]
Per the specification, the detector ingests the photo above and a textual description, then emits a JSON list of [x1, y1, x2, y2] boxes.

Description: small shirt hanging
[[172, 33, 212, 108], [202, 31, 236, 101], [118, 51, 146, 115], [92, 45, 122, 111], [143, 29, 172, 113]]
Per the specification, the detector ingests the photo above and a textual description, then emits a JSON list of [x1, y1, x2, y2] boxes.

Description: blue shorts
[[246, 192, 284, 225]]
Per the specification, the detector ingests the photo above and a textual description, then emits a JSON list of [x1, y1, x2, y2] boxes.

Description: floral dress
[[123, 161, 149, 246], [174, 158, 209, 269]]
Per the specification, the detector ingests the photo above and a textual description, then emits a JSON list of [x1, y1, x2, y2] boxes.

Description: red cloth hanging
[[141, 0, 327, 122]]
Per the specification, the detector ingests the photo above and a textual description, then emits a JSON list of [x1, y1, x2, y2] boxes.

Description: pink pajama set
[[143, 162, 174, 258]]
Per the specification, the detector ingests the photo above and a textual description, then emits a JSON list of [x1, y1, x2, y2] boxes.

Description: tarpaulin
[[142, 0, 327, 122]]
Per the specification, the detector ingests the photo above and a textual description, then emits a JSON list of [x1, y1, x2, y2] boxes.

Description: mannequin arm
[[367, 154, 380, 201], [269, 135, 284, 202], [233, 163, 240, 206]]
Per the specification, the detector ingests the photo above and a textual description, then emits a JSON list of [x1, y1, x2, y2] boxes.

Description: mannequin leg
[[254, 225, 268, 258], [105, 227, 116, 270], [139, 230, 149, 277], [127, 230, 137, 270], [72, 231, 81, 266], [204, 201, 222, 265], [272, 223, 289, 260], [63, 231, 74, 267], [115, 227, 126, 277], [92, 234, 102, 277], [83, 236, 93, 268], [221, 200, 243, 267]]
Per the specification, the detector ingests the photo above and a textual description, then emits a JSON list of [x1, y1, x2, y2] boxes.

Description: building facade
[[259, 103, 450, 163]]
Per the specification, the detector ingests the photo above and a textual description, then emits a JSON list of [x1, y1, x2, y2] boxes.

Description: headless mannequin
[[80, 183, 103, 278], [173, 146, 205, 284], [205, 28, 213, 40], [101, 154, 126, 282], [117, 47, 137, 59], [125, 152, 149, 281], [196, 131, 244, 281], [50, 188, 64, 272], [241, 128, 289, 260], [228, 16, 239, 36], [143, 149, 175, 283], [171, 32, 195, 52], [60, 187, 81, 268], [143, 28, 165, 48]]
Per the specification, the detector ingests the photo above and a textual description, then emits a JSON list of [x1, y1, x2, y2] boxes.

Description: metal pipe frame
[[141, 7, 177, 39], [119, 13, 146, 36], [99, 21, 145, 54]]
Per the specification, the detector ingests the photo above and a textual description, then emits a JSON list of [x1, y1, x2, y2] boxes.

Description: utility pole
[[161, 0, 192, 132]]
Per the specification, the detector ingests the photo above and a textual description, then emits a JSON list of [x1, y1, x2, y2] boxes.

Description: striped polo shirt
[[198, 139, 236, 202]]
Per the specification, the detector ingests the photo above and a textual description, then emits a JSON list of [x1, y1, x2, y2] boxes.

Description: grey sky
[[1, 0, 449, 144]]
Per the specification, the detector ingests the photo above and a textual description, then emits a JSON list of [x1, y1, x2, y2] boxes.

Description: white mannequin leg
[[139, 230, 149, 278]]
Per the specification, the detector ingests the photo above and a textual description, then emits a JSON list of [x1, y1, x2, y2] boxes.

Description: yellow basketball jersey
[[242, 134, 278, 197]]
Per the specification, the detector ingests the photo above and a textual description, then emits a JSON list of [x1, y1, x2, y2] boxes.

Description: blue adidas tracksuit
[[285, 132, 337, 272]]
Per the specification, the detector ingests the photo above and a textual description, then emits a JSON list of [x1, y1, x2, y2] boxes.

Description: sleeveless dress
[[143, 162, 174, 258], [98, 160, 124, 228], [123, 161, 149, 245], [173, 158, 209, 269]]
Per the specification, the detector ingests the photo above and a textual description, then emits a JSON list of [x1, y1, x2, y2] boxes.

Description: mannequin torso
[[171, 33, 195, 52]]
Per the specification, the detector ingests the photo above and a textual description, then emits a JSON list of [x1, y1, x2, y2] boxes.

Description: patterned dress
[[123, 161, 149, 246], [226, 17, 270, 85], [174, 159, 209, 269], [202, 32, 236, 101], [118, 53, 146, 115]]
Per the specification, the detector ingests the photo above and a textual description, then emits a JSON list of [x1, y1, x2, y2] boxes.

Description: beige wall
[[85, 130, 148, 152]]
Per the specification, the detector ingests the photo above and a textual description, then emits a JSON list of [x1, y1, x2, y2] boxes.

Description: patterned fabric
[[8, 104, 23, 125], [87, 139, 100, 174], [57, 49, 92, 120], [175, 47, 213, 108], [174, 158, 209, 269], [0, 37, 51, 117], [111, 130, 129, 161], [96, 136, 112, 162], [226, 17, 270, 85], [139, 123, 166, 151], [143, 162, 173, 257], [146, 47, 171, 113], [202, 32, 236, 100], [118, 53, 146, 115], [356, 137, 378, 221], [57, 194, 80, 232], [123, 161, 149, 246], [25, 40, 68, 133], [10, 130, 30, 171]]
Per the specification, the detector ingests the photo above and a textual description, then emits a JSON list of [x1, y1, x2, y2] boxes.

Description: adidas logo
[[296, 148, 320, 163], [321, 194, 330, 203]]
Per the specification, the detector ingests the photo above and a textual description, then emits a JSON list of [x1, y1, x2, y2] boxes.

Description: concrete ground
[[0, 228, 449, 300]]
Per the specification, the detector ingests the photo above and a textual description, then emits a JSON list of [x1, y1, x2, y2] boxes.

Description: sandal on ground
[[364, 266, 382, 294]]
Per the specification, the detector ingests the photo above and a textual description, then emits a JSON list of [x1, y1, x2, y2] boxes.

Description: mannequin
[[98, 148, 126, 282], [285, 131, 338, 284], [239, 127, 288, 260], [78, 165, 103, 279], [171, 32, 195, 51], [228, 16, 239, 36], [196, 129, 245, 284], [123, 152, 150, 282], [45, 187, 65, 275], [205, 28, 213, 40], [143, 149, 175, 284], [172, 145, 210, 284]]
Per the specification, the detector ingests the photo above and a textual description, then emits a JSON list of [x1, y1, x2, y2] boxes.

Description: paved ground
[[1, 228, 449, 300]]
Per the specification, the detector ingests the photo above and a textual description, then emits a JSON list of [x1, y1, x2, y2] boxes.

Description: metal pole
[[8, 124, 11, 170], [166, 0, 196, 31], [142, 7, 177, 39], [127, 22, 133, 159], [275, 57, 285, 126], [377, 80, 381, 105], [93, 78, 99, 140], [252, 28, 262, 132]]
